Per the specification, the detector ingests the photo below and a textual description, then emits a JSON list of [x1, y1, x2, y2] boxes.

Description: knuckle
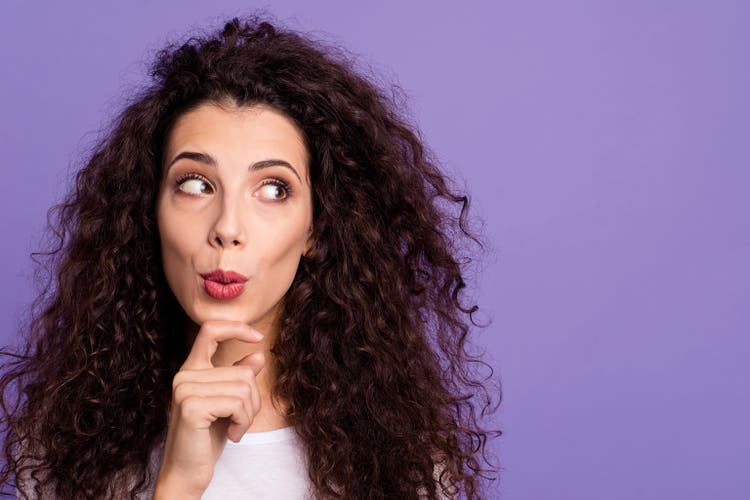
[[180, 395, 202, 421], [172, 371, 186, 391], [233, 397, 247, 416], [173, 383, 188, 404], [198, 320, 218, 337], [241, 384, 253, 400], [239, 365, 255, 382]]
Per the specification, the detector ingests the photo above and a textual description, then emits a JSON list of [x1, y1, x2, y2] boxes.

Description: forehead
[[164, 102, 309, 180]]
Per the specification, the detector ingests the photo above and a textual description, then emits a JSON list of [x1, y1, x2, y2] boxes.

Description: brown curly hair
[[0, 12, 502, 499]]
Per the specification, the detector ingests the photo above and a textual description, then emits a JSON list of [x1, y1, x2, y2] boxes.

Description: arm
[[151, 458, 209, 500], [152, 472, 203, 500]]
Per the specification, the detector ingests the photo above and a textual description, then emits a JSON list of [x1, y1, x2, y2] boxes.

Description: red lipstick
[[200, 269, 248, 300]]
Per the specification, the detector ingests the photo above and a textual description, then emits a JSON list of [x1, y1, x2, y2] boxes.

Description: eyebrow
[[166, 151, 302, 184]]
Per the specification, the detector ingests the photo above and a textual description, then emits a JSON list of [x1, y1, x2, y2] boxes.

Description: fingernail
[[253, 329, 265, 339]]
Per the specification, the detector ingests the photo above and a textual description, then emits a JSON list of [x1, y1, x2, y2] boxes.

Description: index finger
[[181, 320, 265, 370]]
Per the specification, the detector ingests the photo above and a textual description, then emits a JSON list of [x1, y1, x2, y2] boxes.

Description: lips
[[200, 269, 248, 300], [200, 269, 248, 284]]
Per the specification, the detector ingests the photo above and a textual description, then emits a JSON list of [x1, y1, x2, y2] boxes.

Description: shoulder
[[13, 439, 53, 500], [416, 454, 457, 499]]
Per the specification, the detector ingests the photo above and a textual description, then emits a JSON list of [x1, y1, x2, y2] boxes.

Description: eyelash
[[173, 172, 294, 202]]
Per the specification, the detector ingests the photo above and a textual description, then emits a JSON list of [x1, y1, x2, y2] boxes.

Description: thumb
[[234, 351, 265, 375]]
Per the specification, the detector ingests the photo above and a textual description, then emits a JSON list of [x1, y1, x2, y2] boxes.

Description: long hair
[[1, 13, 502, 499]]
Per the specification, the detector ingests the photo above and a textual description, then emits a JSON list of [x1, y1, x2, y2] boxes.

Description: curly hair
[[0, 13, 502, 499]]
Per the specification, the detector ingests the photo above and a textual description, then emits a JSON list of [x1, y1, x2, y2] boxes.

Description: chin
[[187, 300, 262, 325]]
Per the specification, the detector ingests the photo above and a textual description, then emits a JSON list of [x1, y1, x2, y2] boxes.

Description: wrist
[[153, 471, 204, 500]]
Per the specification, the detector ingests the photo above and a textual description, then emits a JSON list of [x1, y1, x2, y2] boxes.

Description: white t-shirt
[[146, 426, 451, 499], [200, 425, 313, 499], [15, 426, 312, 500], [18, 426, 452, 499]]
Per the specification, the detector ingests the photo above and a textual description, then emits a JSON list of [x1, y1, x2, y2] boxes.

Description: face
[[156, 101, 313, 336]]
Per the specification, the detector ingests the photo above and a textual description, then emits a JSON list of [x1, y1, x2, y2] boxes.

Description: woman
[[1, 14, 501, 499]]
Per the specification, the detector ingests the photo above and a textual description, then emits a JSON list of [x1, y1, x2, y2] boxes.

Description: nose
[[208, 196, 245, 248]]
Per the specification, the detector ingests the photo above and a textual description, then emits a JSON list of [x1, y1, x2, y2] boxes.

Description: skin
[[156, 100, 313, 435]]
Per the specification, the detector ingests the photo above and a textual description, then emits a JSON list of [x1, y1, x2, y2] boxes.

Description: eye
[[256, 179, 292, 202], [175, 173, 213, 195]]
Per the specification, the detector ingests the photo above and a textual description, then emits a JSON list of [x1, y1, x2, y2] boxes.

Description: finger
[[234, 353, 265, 411], [171, 356, 265, 417], [180, 395, 252, 440], [235, 351, 266, 376], [173, 360, 265, 389], [182, 320, 264, 370], [173, 381, 257, 436], [173, 380, 257, 415]]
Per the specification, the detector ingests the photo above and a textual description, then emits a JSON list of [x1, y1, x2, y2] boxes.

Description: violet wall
[[2, 1, 748, 498]]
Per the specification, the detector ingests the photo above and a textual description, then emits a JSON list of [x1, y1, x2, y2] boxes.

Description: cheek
[[158, 212, 183, 259], [158, 198, 201, 253], [157, 203, 200, 286], [254, 222, 308, 285]]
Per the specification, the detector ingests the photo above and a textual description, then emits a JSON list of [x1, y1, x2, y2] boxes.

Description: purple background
[[2, 1, 748, 499]]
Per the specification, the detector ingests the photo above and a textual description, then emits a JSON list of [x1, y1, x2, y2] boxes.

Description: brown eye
[[256, 179, 291, 202], [175, 173, 212, 195]]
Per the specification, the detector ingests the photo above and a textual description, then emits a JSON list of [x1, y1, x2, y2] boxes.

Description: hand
[[154, 320, 266, 497]]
